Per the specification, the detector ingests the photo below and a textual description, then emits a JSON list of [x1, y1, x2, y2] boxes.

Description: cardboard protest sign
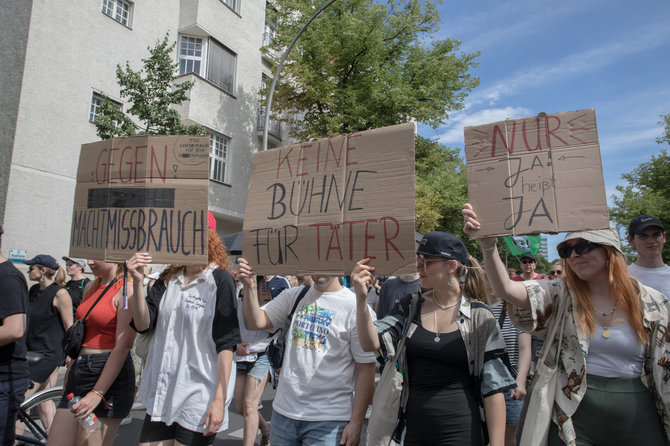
[[243, 123, 416, 275], [69, 135, 210, 264], [464, 109, 609, 238]]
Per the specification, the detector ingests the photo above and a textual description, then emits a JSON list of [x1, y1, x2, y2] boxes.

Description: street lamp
[[262, 0, 338, 151]]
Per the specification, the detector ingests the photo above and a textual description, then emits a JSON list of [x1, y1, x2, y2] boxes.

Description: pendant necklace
[[598, 305, 617, 339], [431, 296, 458, 342]]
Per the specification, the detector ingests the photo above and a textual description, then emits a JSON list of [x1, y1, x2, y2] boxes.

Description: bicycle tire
[[17, 386, 63, 444]]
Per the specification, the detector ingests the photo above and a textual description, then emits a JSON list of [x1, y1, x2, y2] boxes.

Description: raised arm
[[125, 252, 153, 332], [351, 259, 381, 352], [237, 258, 275, 331], [462, 203, 530, 310]]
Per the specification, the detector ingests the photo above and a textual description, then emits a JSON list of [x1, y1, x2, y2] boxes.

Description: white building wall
[[2, 0, 277, 259]]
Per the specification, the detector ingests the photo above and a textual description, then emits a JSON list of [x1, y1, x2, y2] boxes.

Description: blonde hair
[[565, 245, 646, 343], [458, 255, 489, 305], [39, 265, 67, 286]]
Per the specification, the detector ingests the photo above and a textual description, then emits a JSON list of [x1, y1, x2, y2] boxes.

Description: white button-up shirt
[[137, 265, 237, 432]]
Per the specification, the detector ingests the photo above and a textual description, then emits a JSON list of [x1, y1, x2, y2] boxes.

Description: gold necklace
[[598, 305, 617, 339]]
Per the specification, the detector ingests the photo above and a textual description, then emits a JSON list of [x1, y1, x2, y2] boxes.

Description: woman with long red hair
[[463, 203, 670, 445], [126, 214, 240, 446]]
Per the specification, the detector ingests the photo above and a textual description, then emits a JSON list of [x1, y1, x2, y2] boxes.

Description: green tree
[[95, 34, 205, 140], [658, 113, 670, 145], [610, 149, 670, 263], [267, 0, 480, 140]]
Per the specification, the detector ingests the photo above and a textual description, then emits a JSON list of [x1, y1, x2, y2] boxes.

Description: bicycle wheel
[[17, 386, 63, 445]]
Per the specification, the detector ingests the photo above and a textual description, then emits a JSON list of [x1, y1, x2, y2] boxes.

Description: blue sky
[[418, 0, 670, 260]]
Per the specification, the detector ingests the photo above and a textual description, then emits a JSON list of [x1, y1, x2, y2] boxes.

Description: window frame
[[178, 35, 205, 77], [178, 34, 237, 95], [221, 0, 239, 13], [89, 92, 123, 124], [209, 132, 231, 184], [101, 0, 133, 27]]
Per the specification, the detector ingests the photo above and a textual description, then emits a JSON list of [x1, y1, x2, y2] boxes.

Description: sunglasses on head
[[557, 240, 602, 259]]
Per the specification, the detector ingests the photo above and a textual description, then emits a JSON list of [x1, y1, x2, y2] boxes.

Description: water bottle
[[66, 393, 102, 433]]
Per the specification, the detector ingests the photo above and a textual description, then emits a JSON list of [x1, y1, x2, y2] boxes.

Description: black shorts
[[57, 352, 135, 419], [139, 414, 216, 446]]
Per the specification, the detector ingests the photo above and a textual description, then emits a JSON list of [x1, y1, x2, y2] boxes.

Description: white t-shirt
[[628, 263, 670, 298], [263, 285, 376, 421]]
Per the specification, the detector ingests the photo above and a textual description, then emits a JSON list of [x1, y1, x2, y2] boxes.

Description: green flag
[[502, 235, 541, 256]]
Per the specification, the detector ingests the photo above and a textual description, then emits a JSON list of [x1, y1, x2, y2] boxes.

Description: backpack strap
[[269, 285, 311, 336]]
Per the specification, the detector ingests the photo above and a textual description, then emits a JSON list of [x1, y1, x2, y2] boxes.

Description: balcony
[[257, 109, 282, 141]]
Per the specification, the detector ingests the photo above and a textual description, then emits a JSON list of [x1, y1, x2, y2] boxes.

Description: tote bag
[[367, 294, 419, 446], [518, 293, 569, 446]]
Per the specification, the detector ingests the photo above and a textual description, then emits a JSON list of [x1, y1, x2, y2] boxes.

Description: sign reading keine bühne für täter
[[69, 135, 210, 265]]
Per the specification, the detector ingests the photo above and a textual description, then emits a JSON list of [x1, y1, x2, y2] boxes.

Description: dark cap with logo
[[417, 231, 468, 264], [22, 254, 59, 270], [520, 252, 536, 262], [629, 215, 665, 236]]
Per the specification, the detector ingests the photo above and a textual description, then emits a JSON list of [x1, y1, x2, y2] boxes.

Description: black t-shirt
[[65, 277, 90, 312], [0, 260, 30, 381]]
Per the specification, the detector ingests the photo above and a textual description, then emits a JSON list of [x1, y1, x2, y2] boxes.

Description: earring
[[447, 276, 453, 287]]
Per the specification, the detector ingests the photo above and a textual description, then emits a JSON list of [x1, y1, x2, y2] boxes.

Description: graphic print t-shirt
[[263, 286, 376, 421]]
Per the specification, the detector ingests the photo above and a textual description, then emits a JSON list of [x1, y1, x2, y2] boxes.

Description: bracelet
[[91, 388, 105, 399]]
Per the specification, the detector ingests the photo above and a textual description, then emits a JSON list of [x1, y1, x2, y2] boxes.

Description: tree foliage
[[95, 34, 205, 140], [658, 113, 670, 145], [268, 0, 480, 140], [610, 149, 670, 263]]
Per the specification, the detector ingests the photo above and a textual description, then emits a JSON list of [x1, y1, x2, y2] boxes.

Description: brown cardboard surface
[[464, 109, 609, 237], [69, 135, 210, 264], [243, 123, 417, 275]]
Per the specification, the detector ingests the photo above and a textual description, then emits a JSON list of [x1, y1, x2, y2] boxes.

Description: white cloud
[[467, 27, 670, 108], [436, 106, 532, 145]]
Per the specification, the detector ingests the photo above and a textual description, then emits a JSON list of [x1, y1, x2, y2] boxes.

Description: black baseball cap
[[417, 231, 468, 264], [629, 215, 664, 236], [22, 254, 59, 270], [520, 252, 536, 262]]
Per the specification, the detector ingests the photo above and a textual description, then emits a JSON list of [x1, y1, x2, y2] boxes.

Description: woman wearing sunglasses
[[463, 203, 670, 445], [352, 231, 515, 446]]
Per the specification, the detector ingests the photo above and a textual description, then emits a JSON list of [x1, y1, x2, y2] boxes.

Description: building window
[[179, 36, 204, 76], [178, 35, 237, 94], [101, 0, 132, 27], [89, 92, 122, 123], [222, 0, 239, 13], [209, 133, 230, 184], [207, 40, 236, 94]]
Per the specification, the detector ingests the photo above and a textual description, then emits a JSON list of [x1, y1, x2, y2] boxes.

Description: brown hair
[[565, 245, 646, 343], [160, 229, 230, 283], [459, 255, 489, 305]]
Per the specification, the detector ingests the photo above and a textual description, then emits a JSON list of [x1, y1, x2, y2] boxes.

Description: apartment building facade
[[0, 0, 285, 259]]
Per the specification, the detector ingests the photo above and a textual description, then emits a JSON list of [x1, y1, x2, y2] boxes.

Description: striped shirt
[[490, 300, 522, 376]]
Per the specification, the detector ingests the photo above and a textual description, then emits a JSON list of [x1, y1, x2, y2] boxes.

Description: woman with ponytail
[[22, 254, 73, 431], [352, 231, 515, 446], [463, 203, 670, 445]]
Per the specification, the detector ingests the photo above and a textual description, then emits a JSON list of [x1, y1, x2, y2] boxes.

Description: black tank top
[[27, 283, 66, 355]]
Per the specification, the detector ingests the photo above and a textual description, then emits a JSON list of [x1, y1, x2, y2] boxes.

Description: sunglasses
[[549, 270, 563, 276], [417, 254, 448, 268], [557, 240, 602, 259], [520, 260, 534, 264]]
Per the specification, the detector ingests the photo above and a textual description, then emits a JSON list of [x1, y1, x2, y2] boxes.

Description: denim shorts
[[504, 390, 523, 426], [236, 353, 274, 382], [270, 409, 347, 446], [57, 352, 135, 419]]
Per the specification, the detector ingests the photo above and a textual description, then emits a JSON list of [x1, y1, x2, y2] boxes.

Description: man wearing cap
[[511, 253, 548, 281], [627, 215, 670, 298], [62, 256, 90, 312], [0, 224, 30, 444]]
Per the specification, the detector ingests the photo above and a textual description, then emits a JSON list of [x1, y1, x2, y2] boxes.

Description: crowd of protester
[[1, 207, 669, 446]]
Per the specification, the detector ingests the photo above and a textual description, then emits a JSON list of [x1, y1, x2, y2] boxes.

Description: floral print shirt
[[509, 279, 670, 445]]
